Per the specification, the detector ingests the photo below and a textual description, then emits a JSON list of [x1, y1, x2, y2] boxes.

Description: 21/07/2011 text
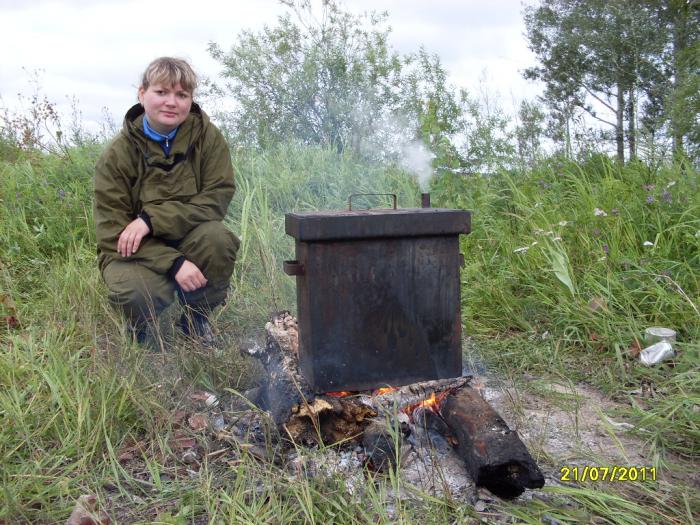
[[560, 466, 657, 483]]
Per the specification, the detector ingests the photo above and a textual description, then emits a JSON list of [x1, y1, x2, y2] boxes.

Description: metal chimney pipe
[[421, 193, 431, 208]]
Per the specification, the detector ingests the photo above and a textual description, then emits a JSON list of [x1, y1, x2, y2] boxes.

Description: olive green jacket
[[94, 103, 235, 274]]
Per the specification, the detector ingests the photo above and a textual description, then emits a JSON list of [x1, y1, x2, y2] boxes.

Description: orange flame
[[401, 390, 450, 420], [373, 387, 397, 396], [326, 391, 353, 397]]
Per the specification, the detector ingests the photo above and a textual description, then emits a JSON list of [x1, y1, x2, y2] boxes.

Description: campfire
[[237, 312, 544, 500], [228, 199, 543, 500], [402, 390, 450, 419]]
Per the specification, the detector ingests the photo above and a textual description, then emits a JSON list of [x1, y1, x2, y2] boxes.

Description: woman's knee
[[180, 222, 239, 281], [185, 221, 239, 253], [102, 262, 174, 322]]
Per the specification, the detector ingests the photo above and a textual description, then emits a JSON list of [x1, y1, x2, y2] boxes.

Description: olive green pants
[[102, 221, 239, 326]]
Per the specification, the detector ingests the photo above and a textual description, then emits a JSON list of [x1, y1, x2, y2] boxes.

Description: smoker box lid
[[285, 208, 471, 241]]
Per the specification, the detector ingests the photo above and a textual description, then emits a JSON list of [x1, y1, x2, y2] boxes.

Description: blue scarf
[[143, 116, 179, 156]]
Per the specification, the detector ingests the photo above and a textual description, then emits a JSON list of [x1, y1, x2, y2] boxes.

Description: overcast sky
[[0, 0, 542, 132]]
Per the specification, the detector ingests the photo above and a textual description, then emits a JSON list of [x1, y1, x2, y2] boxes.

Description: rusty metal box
[[284, 205, 471, 392]]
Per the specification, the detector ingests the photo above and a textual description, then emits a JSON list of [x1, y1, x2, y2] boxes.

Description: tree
[[457, 89, 515, 174], [209, 1, 530, 175], [208, 1, 401, 153], [208, 0, 465, 164], [401, 48, 463, 172], [515, 100, 546, 168], [523, 0, 667, 164], [663, 1, 700, 162]]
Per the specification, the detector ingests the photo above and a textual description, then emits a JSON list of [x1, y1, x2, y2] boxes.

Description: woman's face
[[138, 82, 192, 134]]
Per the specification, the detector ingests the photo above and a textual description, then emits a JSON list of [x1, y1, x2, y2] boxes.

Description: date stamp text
[[559, 466, 657, 483]]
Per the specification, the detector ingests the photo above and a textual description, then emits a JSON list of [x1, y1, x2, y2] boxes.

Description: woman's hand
[[117, 217, 151, 257], [175, 260, 208, 292]]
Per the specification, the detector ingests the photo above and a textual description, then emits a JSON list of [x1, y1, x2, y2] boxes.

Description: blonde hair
[[140, 57, 198, 94]]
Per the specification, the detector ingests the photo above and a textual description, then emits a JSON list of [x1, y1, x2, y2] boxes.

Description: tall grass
[[0, 147, 151, 520], [1, 142, 698, 523], [432, 155, 699, 459], [434, 156, 699, 341]]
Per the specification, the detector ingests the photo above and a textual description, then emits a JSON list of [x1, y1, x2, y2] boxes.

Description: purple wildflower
[[646, 195, 655, 205], [662, 190, 672, 203], [603, 244, 610, 254]]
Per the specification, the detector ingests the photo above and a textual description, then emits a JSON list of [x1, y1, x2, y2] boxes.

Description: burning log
[[439, 387, 545, 499], [245, 312, 312, 425], [282, 377, 471, 447], [284, 395, 377, 446], [359, 376, 471, 415], [243, 312, 544, 500]]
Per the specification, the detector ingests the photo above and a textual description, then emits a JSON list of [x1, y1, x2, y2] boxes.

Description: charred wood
[[246, 312, 312, 425], [362, 421, 403, 472], [359, 376, 471, 415], [284, 395, 377, 446], [440, 387, 545, 499], [412, 406, 451, 439], [408, 406, 457, 455]]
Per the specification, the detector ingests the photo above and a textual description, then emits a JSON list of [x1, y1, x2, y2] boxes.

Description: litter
[[640, 341, 675, 366]]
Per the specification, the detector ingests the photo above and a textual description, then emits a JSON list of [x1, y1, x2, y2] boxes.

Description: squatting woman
[[94, 56, 239, 345]]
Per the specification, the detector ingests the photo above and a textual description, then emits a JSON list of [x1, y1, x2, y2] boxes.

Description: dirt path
[[477, 371, 699, 496]]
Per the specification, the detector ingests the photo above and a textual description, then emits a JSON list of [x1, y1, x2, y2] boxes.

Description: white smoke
[[399, 141, 435, 192], [349, 106, 436, 193]]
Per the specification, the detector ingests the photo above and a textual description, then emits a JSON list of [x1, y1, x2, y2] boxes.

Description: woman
[[94, 57, 239, 345]]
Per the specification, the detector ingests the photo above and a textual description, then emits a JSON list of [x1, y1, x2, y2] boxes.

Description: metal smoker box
[[284, 200, 471, 392]]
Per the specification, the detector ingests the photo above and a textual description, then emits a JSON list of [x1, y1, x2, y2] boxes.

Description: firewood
[[284, 395, 377, 446], [362, 421, 401, 472], [359, 376, 471, 414], [246, 312, 312, 425], [440, 387, 545, 499]]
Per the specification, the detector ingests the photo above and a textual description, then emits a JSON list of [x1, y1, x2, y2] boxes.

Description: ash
[[401, 425, 474, 501], [287, 447, 367, 494]]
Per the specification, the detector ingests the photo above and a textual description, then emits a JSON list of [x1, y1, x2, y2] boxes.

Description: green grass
[[432, 156, 699, 462], [1, 142, 698, 523]]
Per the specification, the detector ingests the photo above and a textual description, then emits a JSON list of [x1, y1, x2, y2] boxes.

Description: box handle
[[283, 260, 305, 276], [348, 193, 397, 211]]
